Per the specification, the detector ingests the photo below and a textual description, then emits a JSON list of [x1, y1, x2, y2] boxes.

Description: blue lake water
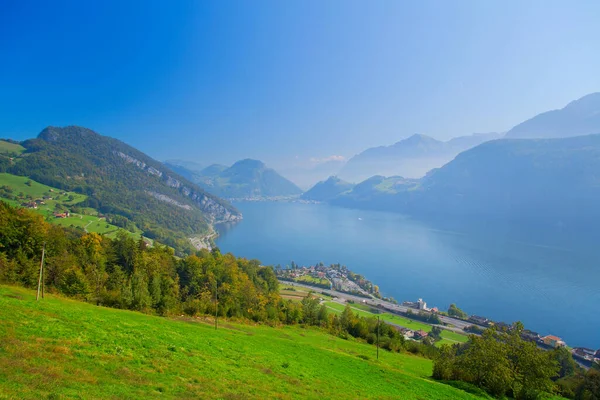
[[216, 201, 599, 348]]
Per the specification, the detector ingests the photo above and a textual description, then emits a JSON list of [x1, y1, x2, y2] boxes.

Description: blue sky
[[1, 0, 600, 168]]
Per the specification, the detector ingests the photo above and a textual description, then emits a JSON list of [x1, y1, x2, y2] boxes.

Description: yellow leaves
[[81, 232, 103, 253]]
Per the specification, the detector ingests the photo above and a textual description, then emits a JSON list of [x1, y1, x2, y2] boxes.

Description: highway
[[282, 281, 595, 370], [281, 280, 473, 333]]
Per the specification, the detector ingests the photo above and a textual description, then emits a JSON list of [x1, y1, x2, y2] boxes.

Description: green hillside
[[0, 126, 241, 254], [0, 140, 25, 155], [0, 173, 141, 239], [0, 285, 484, 400]]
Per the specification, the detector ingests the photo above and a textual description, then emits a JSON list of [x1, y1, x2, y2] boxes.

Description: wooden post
[[215, 281, 218, 330], [36, 242, 46, 301], [376, 315, 380, 360]]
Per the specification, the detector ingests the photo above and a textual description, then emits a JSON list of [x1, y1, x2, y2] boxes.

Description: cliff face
[[116, 150, 242, 224]]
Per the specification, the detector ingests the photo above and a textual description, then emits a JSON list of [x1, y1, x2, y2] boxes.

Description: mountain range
[[168, 159, 303, 199], [335, 92, 600, 184], [0, 126, 240, 253], [324, 134, 600, 225], [337, 132, 503, 183]]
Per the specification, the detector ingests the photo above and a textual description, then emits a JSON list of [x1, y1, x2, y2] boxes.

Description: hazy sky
[[1, 0, 600, 168]]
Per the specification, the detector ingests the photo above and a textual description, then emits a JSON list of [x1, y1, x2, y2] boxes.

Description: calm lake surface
[[216, 201, 599, 348]]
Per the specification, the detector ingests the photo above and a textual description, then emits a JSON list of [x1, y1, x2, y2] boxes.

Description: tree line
[[433, 323, 599, 399], [0, 200, 431, 358]]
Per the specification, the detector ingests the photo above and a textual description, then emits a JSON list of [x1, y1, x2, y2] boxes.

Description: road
[[281, 281, 594, 369], [281, 280, 473, 333]]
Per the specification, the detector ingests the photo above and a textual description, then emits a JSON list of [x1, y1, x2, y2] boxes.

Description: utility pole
[[376, 315, 380, 360], [36, 242, 46, 301], [214, 280, 218, 330]]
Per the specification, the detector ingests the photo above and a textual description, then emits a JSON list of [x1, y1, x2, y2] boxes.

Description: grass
[[279, 286, 334, 302], [295, 275, 330, 287], [0, 140, 25, 155], [0, 173, 143, 240], [324, 301, 469, 346], [0, 285, 485, 400], [0, 173, 87, 206]]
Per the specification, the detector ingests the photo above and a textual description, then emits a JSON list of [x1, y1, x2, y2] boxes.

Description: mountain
[[332, 134, 600, 224], [338, 132, 502, 182], [301, 176, 354, 202], [0, 126, 241, 252], [163, 159, 206, 181], [199, 163, 228, 177], [331, 175, 417, 210], [177, 159, 303, 198], [279, 159, 346, 189], [506, 92, 600, 139]]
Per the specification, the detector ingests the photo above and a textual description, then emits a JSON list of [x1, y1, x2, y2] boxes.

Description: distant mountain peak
[[506, 92, 600, 139], [231, 159, 266, 169], [398, 133, 439, 145], [339, 132, 497, 182], [301, 175, 354, 202], [564, 92, 600, 114]]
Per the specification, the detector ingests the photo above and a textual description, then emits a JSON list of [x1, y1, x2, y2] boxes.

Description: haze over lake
[[216, 201, 600, 348]]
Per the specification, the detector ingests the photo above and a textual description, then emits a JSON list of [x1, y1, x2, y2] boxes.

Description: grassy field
[[279, 286, 333, 302], [295, 275, 330, 287], [0, 173, 86, 206], [0, 173, 142, 240], [324, 301, 468, 346], [0, 285, 486, 400], [0, 140, 25, 155]]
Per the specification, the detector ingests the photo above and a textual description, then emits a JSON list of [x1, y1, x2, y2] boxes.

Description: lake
[[216, 201, 599, 348]]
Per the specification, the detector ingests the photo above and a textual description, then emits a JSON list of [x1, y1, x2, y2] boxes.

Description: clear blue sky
[[1, 0, 600, 168]]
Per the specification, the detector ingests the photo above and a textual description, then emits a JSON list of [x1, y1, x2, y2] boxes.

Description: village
[[276, 262, 379, 298], [279, 264, 600, 367]]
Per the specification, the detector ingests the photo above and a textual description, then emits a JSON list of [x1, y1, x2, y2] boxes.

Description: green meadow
[[0, 285, 485, 400], [0, 173, 142, 240], [0, 140, 26, 155]]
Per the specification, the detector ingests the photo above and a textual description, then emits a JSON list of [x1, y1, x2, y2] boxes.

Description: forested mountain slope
[[0, 126, 240, 252]]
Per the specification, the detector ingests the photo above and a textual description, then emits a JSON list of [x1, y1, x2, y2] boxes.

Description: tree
[[430, 326, 442, 340], [448, 303, 467, 319], [553, 346, 577, 379], [340, 304, 354, 332], [576, 369, 600, 400], [506, 327, 558, 400]]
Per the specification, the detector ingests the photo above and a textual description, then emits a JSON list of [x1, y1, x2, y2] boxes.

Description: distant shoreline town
[[276, 263, 600, 367]]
